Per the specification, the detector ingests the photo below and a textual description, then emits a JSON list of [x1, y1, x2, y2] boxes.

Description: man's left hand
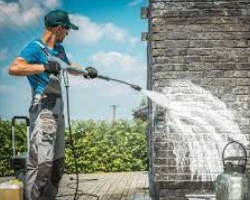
[[44, 60, 61, 76]]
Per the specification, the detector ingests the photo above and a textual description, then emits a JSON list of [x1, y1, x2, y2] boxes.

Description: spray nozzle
[[130, 84, 141, 91]]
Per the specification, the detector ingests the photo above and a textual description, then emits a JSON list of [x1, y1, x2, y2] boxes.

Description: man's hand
[[84, 67, 98, 79], [44, 60, 61, 76]]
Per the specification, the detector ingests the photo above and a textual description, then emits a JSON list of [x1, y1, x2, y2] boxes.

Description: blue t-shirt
[[19, 39, 70, 94]]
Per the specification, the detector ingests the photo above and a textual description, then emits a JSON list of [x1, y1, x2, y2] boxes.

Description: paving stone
[[56, 172, 150, 200]]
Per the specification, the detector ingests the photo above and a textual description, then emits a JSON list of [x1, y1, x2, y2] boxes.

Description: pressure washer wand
[[47, 56, 142, 91], [97, 75, 142, 91]]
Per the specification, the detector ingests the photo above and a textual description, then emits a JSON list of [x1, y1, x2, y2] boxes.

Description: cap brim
[[68, 23, 79, 30]]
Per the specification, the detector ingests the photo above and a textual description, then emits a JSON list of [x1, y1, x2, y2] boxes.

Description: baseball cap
[[45, 10, 79, 30]]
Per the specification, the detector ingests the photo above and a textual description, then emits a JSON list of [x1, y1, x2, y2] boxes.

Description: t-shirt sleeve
[[19, 42, 42, 64]]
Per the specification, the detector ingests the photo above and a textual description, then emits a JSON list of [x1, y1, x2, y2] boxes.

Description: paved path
[[57, 171, 150, 200]]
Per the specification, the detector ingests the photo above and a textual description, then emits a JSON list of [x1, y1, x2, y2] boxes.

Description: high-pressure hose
[[51, 56, 141, 200], [63, 70, 79, 200], [61, 70, 100, 200], [47, 56, 142, 200]]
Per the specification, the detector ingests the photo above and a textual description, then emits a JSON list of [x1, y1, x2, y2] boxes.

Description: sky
[[0, 0, 148, 121]]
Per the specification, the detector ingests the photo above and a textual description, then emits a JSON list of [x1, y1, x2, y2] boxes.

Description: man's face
[[54, 25, 70, 43]]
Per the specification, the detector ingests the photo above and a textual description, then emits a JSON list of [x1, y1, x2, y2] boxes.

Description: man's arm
[[67, 62, 87, 76], [68, 63, 98, 79], [9, 57, 45, 76]]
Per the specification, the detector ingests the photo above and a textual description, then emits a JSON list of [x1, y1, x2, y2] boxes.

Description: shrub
[[0, 119, 147, 176]]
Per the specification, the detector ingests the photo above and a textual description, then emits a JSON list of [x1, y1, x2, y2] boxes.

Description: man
[[9, 10, 98, 200]]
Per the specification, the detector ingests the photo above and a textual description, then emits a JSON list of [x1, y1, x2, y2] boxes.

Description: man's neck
[[42, 30, 57, 48]]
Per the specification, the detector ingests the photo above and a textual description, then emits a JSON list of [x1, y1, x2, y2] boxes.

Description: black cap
[[45, 10, 79, 30]]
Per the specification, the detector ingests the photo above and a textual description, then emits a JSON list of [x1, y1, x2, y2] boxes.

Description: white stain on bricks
[[143, 79, 249, 181]]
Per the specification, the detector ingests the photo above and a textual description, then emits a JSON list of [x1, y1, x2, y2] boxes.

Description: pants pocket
[[39, 112, 57, 135]]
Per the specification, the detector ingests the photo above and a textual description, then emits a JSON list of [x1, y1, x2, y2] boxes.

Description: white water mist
[[143, 79, 248, 181]]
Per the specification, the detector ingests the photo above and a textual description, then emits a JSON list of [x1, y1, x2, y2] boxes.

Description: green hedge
[[0, 119, 147, 176]]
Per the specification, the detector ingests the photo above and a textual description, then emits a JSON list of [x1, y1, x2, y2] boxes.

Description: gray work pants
[[26, 94, 65, 200]]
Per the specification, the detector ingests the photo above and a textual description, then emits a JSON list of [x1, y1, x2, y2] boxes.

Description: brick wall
[[147, 0, 250, 199]]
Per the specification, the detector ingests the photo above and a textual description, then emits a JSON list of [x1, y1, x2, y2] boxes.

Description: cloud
[[97, 83, 134, 97], [66, 51, 147, 97], [0, 49, 7, 62], [90, 51, 146, 73], [69, 76, 103, 88], [68, 77, 134, 97], [69, 14, 138, 45], [128, 0, 144, 7], [43, 0, 60, 8], [0, 0, 61, 29]]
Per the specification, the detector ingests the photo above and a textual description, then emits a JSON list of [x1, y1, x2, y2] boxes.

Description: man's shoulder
[[20, 40, 47, 63], [20, 40, 46, 56], [23, 40, 43, 50]]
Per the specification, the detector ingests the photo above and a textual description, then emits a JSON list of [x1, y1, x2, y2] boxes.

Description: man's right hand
[[44, 60, 61, 76], [84, 67, 98, 79]]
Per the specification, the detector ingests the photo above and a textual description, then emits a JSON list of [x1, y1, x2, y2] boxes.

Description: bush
[[0, 119, 147, 176], [0, 120, 28, 176]]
